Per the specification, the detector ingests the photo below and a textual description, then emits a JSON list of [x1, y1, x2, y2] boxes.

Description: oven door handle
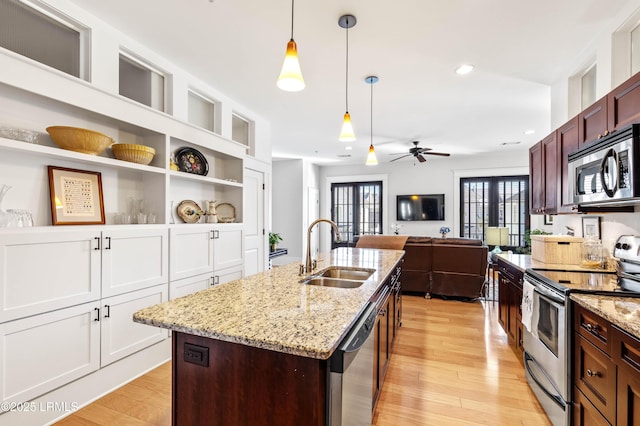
[[524, 352, 566, 409], [532, 284, 564, 304]]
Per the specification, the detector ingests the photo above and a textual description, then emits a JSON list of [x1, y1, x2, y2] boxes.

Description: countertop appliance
[[328, 301, 377, 426], [614, 235, 640, 293], [568, 123, 640, 206]]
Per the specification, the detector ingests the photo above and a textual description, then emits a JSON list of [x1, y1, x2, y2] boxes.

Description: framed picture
[[544, 215, 554, 225], [582, 216, 601, 239], [48, 166, 105, 225]]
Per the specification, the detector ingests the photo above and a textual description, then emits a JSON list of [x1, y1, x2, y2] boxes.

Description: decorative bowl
[[46, 126, 114, 155], [111, 143, 156, 165]]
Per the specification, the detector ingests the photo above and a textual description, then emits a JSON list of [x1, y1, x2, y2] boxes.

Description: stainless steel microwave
[[568, 124, 640, 206]]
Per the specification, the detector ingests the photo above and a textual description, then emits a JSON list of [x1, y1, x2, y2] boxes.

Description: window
[[119, 52, 166, 112], [460, 176, 529, 248], [581, 65, 597, 110], [0, 0, 87, 79], [188, 90, 216, 132], [331, 181, 383, 247]]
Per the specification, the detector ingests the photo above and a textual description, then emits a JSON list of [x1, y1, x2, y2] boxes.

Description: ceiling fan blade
[[416, 154, 427, 163], [390, 154, 411, 162], [416, 147, 432, 153], [424, 151, 451, 157]]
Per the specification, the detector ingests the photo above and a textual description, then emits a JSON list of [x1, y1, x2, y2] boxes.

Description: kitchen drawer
[[574, 333, 616, 423], [572, 386, 612, 426], [574, 303, 611, 355]]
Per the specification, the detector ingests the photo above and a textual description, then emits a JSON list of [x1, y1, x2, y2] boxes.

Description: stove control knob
[[622, 243, 631, 250], [616, 242, 622, 249]]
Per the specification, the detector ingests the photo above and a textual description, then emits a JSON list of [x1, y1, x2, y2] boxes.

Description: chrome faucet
[[303, 218, 341, 274]]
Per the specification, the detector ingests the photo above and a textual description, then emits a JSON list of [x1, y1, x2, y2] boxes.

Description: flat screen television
[[396, 194, 445, 221]]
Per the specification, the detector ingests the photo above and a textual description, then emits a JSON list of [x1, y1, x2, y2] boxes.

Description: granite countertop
[[571, 294, 640, 340], [134, 247, 404, 360], [495, 252, 615, 274]]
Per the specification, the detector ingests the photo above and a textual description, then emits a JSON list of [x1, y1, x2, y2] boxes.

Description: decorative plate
[[177, 200, 204, 224], [216, 202, 236, 223], [175, 147, 209, 176]]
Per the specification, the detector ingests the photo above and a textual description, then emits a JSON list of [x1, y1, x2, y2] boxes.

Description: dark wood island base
[[172, 332, 327, 426]]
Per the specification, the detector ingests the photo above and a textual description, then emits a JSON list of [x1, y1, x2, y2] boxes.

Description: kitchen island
[[134, 247, 404, 426]]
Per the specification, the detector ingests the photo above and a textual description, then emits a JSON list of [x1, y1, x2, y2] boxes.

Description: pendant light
[[277, 0, 305, 92], [338, 14, 356, 141], [365, 76, 379, 165]]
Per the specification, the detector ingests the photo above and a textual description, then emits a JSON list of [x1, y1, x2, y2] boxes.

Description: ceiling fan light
[[339, 112, 356, 141], [366, 144, 378, 165], [455, 64, 474, 75], [277, 40, 305, 92]]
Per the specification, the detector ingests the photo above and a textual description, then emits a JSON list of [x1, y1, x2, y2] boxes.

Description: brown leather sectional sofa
[[402, 236, 488, 299]]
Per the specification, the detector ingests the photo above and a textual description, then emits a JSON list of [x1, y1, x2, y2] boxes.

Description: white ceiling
[[70, 0, 635, 165]]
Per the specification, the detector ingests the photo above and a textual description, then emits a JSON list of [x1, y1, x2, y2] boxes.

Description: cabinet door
[[170, 225, 214, 281], [529, 141, 544, 214], [556, 117, 580, 213], [378, 296, 391, 385], [170, 273, 212, 300], [578, 97, 608, 146], [608, 70, 640, 132], [573, 387, 612, 426], [212, 224, 243, 271], [613, 325, 640, 426], [498, 273, 509, 333], [542, 132, 558, 214], [100, 285, 168, 367], [101, 227, 169, 298], [0, 229, 101, 323], [0, 301, 100, 403], [213, 265, 243, 286]]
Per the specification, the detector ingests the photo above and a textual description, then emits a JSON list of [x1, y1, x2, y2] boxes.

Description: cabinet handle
[[210, 230, 215, 240], [213, 230, 220, 239], [104, 304, 110, 318], [94, 307, 100, 321], [105, 236, 111, 250], [603, 130, 610, 136], [597, 134, 603, 139], [586, 369, 601, 378], [213, 275, 219, 285], [94, 237, 101, 251], [585, 323, 599, 333], [210, 276, 215, 287], [380, 309, 387, 316]]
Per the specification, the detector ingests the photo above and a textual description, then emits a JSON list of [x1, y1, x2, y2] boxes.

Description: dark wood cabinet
[[496, 257, 524, 362], [529, 132, 558, 215], [556, 117, 580, 213], [373, 264, 401, 410], [613, 326, 640, 425], [572, 302, 640, 425], [577, 71, 640, 147], [578, 96, 609, 146]]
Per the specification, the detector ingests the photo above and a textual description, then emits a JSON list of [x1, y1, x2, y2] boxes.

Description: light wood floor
[[57, 296, 550, 425]]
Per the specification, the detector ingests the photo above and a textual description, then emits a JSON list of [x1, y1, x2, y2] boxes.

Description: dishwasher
[[328, 301, 377, 426]]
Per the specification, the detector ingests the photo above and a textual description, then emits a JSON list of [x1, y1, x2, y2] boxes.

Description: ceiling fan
[[389, 141, 451, 163]]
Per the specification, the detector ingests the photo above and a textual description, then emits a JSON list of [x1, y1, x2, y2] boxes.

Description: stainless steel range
[[521, 235, 640, 426]]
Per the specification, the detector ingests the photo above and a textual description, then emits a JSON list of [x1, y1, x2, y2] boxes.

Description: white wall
[[272, 159, 304, 263], [318, 148, 531, 251]]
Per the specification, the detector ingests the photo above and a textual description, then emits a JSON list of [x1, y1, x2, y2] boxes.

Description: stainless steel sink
[[301, 267, 375, 288], [318, 267, 374, 281], [302, 277, 365, 288]]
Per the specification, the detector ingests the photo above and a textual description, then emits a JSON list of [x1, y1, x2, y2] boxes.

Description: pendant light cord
[[345, 18, 349, 112], [290, 0, 295, 39], [370, 79, 373, 145]]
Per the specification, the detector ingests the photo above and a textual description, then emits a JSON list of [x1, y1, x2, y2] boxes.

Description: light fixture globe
[[366, 144, 378, 165], [365, 75, 379, 165], [277, 39, 305, 91], [339, 112, 356, 142], [277, 0, 305, 92]]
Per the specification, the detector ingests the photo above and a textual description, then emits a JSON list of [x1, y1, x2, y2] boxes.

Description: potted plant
[[269, 232, 283, 252]]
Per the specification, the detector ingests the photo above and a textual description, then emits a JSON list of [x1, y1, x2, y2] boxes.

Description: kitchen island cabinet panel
[[496, 256, 524, 362], [173, 332, 326, 426], [613, 326, 640, 425]]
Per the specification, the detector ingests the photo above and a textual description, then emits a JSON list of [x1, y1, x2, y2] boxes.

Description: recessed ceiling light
[[524, 129, 535, 135], [345, 146, 353, 150], [455, 64, 474, 75]]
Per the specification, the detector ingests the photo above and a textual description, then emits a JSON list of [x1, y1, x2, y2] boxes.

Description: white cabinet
[[213, 224, 243, 270], [170, 273, 212, 300], [214, 265, 243, 285], [169, 225, 215, 281], [0, 229, 101, 323], [100, 285, 168, 367], [0, 302, 100, 404], [101, 227, 168, 298]]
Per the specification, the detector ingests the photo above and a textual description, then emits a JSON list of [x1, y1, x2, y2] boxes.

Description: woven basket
[[111, 143, 156, 165], [46, 126, 114, 155]]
